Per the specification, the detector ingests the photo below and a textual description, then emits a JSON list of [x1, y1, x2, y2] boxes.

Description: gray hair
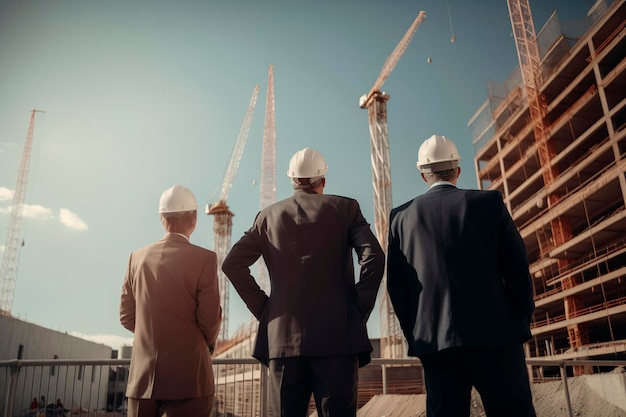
[[160, 210, 190, 219], [161, 210, 197, 233], [423, 168, 458, 186], [291, 176, 324, 190]]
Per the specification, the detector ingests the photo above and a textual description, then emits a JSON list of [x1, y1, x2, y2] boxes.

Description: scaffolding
[[469, 0, 626, 376]]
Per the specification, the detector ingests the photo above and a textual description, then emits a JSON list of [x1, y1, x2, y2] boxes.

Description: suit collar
[[428, 183, 457, 192], [430, 181, 456, 188], [294, 189, 320, 196], [162, 232, 190, 243]]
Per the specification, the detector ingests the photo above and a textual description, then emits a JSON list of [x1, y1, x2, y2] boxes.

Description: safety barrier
[[1, 357, 625, 417]]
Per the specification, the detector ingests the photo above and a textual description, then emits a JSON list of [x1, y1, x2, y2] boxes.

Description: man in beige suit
[[120, 185, 222, 417]]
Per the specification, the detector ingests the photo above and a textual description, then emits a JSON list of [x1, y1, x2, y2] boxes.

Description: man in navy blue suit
[[387, 135, 536, 417]]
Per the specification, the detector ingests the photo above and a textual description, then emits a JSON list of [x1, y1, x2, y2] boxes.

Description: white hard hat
[[287, 147, 328, 178], [158, 185, 198, 214], [417, 135, 461, 173]]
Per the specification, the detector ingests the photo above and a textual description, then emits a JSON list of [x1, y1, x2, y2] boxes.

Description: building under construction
[[469, 0, 626, 376]]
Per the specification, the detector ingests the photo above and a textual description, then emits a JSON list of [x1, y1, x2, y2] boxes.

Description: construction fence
[[2, 357, 626, 417]]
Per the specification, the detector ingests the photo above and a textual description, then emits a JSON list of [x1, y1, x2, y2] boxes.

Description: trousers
[[419, 344, 536, 417], [269, 355, 358, 417]]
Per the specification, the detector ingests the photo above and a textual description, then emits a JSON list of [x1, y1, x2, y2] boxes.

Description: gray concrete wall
[[0, 315, 113, 415]]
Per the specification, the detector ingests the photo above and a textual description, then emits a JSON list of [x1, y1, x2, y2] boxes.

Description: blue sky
[[0, 0, 593, 350]]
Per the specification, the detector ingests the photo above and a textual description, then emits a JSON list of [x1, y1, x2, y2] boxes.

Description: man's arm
[[385, 209, 415, 336], [497, 195, 535, 322], [350, 200, 385, 320], [222, 226, 269, 320], [197, 251, 222, 349], [120, 254, 136, 333]]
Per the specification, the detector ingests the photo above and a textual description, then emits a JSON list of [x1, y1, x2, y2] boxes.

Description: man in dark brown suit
[[223, 148, 384, 417], [120, 185, 222, 417]]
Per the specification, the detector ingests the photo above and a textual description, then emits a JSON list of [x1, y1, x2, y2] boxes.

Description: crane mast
[[507, 0, 552, 183], [360, 11, 425, 359], [260, 65, 277, 214], [257, 65, 277, 294], [208, 85, 260, 341], [0, 109, 45, 316], [507, 0, 584, 370]]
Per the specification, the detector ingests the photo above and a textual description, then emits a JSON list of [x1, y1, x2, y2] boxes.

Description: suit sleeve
[[349, 200, 385, 321], [497, 195, 535, 322], [222, 220, 269, 320], [197, 251, 222, 348], [120, 253, 136, 333], [386, 209, 414, 336]]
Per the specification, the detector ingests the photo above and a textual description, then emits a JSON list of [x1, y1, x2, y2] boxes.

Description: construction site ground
[[308, 369, 626, 417]]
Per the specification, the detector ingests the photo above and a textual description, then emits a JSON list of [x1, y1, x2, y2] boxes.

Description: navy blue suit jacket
[[387, 184, 534, 357]]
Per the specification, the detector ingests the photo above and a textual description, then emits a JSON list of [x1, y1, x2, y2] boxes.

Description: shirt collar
[[429, 181, 456, 189]]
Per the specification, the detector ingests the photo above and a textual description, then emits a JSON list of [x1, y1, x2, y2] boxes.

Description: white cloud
[[23, 204, 55, 219], [0, 203, 54, 219], [0, 192, 88, 231], [59, 208, 88, 231], [0, 187, 14, 201], [70, 331, 133, 351]]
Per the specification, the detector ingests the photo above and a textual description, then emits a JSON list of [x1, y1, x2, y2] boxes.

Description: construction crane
[[359, 11, 426, 359], [228, 65, 277, 357], [207, 85, 260, 341], [257, 64, 277, 294], [0, 109, 45, 316], [506, 0, 585, 370], [507, 0, 552, 185]]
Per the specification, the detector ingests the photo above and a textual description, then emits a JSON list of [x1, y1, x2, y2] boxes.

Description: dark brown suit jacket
[[222, 190, 384, 367], [120, 233, 222, 399]]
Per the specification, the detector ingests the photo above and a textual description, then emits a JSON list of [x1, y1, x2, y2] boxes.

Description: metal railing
[[525, 358, 626, 417], [1, 357, 625, 417]]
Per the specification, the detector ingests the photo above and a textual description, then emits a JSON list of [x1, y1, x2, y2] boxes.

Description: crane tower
[[207, 85, 260, 341], [257, 64, 277, 294], [507, 0, 585, 369], [1, 109, 45, 316], [359, 11, 426, 359]]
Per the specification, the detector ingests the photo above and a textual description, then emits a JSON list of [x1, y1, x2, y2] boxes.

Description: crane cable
[[446, 0, 456, 43], [425, 18, 433, 63]]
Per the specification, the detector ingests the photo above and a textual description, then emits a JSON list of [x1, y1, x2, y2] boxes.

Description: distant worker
[[223, 148, 385, 417], [120, 185, 222, 417], [55, 399, 64, 416], [387, 135, 536, 417], [29, 398, 38, 410]]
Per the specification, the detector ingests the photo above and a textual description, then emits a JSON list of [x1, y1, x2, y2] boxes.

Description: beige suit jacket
[[120, 233, 222, 399]]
